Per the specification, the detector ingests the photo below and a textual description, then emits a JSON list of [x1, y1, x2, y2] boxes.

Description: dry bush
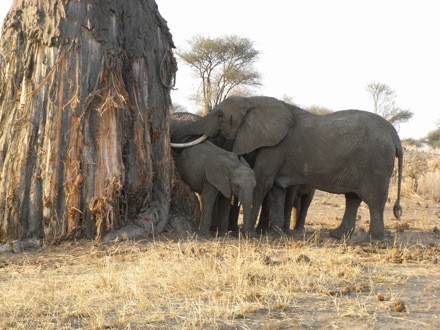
[[417, 170, 440, 201], [397, 144, 440, 200]]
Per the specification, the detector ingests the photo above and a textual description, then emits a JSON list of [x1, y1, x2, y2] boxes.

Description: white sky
[[1, 0, 439, 139]]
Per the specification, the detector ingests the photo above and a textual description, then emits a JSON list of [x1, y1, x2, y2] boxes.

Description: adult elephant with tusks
[[171, 96, 403, 241]]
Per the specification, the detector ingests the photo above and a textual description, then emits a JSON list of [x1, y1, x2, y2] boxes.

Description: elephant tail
[[393, 143, 403, 220]]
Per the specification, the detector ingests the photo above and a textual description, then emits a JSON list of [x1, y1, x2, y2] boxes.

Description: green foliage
[[365, 82, 414, 126], [402, 138, 423, 148], [426, 127, 440, 148], [177, 35, 261, 115]]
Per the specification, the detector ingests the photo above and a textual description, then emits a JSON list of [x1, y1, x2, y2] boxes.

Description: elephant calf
[[173, 140, 256, 237]]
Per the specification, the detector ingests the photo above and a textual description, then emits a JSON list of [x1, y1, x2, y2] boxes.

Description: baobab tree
[[0, 0, 196, 244]]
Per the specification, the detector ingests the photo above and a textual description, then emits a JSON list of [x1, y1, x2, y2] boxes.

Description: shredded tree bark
[[0, 0, 190, 243]]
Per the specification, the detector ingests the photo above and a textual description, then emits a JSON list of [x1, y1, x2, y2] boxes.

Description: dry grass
[[1, 145, 439, 329], [417, 170, 440, 201], [1, 234, 439, 329], [401, 144, 440, 201]]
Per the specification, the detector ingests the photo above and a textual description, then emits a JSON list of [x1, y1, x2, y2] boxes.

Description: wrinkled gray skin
[[171, 113, 314, 236], [170, 113, 237, 234], [172, 96, 403, 240], [170, 113, 256, 237], [173, 140, 256, 237], [257, 185, 315, 234]]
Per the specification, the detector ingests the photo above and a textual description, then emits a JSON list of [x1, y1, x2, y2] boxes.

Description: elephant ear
[[205, 156, 232, 198], [233, 100, 294, 155], [239, 156, 251, 168]]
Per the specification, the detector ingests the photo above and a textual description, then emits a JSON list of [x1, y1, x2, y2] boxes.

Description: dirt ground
[[0, 190, 439, 329]]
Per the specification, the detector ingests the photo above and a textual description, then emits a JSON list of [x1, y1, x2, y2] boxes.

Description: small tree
[[365, 82, 413, 126], [170, 103, 187, 113], [282, 95, 333, 115], [177, 35, 261, 115], [426, 126, 440, 148], [305, 105, 333, 115]]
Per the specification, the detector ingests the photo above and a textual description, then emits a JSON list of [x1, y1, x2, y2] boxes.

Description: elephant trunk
[[236, 180, 256, 235], [171, 114, 219, 144]]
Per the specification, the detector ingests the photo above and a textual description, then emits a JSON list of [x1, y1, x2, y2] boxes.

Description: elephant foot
[[289, 227, 306, 237], [215, 230, 229, 238], [239, 229, 259, 239], [198, 229, 212, 239], [228, 225, 240, 232], [228, 230, 241, 238], [255, 225, 269, 235], [293, 224, 305, 232], [264, 229, 283, 238], [368, 230, 386, 242], [329, 225, 355, 241]]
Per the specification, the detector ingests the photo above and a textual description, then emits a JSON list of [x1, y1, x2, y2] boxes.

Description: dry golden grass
[[418, 170, 440, 201], [1, 145, 439, 329], [1, 232, 439, 329]]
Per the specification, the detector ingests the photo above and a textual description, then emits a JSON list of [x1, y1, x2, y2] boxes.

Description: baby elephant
[[173, 140, 256, 237]]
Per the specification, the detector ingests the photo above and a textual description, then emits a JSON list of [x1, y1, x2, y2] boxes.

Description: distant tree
[[170, 103, 187, 113], [305, 105, 333, 115], [402, 138, 423, 148], [365, 82, 413, 126], [177, 35, 261, 115], [282, 95, 298, 106], [426, 126, 440, 148], [282, 95, 333, 115]]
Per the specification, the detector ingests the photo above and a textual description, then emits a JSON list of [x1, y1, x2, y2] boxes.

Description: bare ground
[[0, 191, 439, 329]]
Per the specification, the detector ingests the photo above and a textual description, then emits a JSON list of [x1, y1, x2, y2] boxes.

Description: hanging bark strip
[[0, 0, 178, 242]]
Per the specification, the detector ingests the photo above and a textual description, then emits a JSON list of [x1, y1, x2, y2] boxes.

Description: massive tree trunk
[[0, 0, 183, 242]]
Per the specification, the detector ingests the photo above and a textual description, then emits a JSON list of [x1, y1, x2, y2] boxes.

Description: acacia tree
[[177, 35, 261, 115], [0, 0, 196, 243], [365, 82, 413, 126]]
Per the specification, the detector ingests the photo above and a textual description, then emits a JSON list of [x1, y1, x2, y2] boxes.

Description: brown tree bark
[[0, 0, 182, 242]]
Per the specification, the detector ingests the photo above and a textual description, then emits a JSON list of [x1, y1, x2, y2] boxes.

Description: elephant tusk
[[170, 134, 209, 148]]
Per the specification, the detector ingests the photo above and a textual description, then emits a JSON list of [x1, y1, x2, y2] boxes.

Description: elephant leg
[[368, 203, 386, 241], [210, 195, 221, 232], [228, 195, 240, 232], [283, 186, 297, 233], [215, 195, 232, 236], [294, 189, 315, 231], [243, 181, 271, 236], [329, 193, 361, 240], [199, 184, 219, 238], [267, 185, 287, 234], [256, 193, 271, 234]]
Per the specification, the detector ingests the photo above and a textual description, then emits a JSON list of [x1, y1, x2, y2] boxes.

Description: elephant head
[[204, 152, 256, 235], [171, 96, 294, 155]]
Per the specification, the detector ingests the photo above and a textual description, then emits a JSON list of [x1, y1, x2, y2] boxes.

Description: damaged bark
[[0, 0, 183, 242]]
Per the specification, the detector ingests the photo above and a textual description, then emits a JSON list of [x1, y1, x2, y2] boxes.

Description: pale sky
[[1, 0, 439, 139]]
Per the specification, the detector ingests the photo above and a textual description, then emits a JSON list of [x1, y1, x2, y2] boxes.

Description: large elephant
[[171, 96, 403, 240], [171, 112, 315, 236]]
